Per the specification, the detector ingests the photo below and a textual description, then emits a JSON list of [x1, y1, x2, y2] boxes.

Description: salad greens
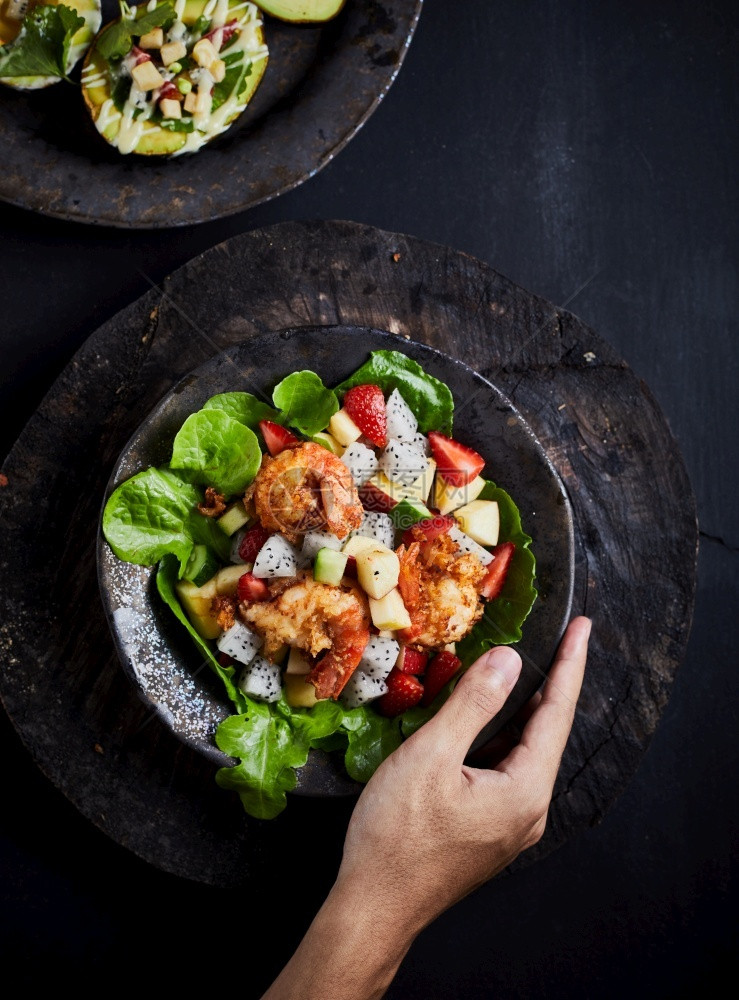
[[171, 409, 261, 496], [96, 1, 175, 61], [0, 5, 84, 80], [336, 350, 454, 435], [271, 371, 339, 437], [102, 349, 537, 820]]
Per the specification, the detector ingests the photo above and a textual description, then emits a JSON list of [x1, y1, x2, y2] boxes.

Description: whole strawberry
[[344, 384, 388, 447]]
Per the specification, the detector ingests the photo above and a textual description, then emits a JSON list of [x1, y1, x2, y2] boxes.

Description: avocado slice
[[81, 0, 268, 157], [0, 0, 101, 90], [254, 0, 345, 23]]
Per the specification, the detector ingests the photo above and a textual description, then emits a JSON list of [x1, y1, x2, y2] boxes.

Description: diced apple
[[356, 547, 400, 600], [284, 673, 319, 708], [139, 27, 164, 49], [285, 647, 311, 675], [343, 534, 388, 558], [161, 39, 187, 66], [131, 60, 165, 91], [193, 37, 219, 67], [364, 458, 436, 509], [329, 407, 362, 446], [210, 58, 226, 83], [378, 629, 397, 639], [433, 474, 486, 515], [369, 588, 412, 631], [214, 564, 248, 597], [271, 644, 290, 666], [454, 499, 500, 546], [175, 578, 220, 639], [160, 98, 182, 120]]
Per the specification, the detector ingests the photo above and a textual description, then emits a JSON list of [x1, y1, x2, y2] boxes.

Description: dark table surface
[[1, 0, 736, 995]]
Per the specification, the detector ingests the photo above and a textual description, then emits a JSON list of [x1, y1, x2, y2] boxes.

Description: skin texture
[[264, 616, 591, 1000]]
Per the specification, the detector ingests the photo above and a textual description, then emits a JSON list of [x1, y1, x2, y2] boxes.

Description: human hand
[[263, 617, 590, 1000]]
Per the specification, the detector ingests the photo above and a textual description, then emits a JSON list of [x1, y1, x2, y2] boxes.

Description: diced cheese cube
[[131, 60, 165, 91], [195, 88, 212, 114], [160, 97, 182, 119], [184, 90, 199, 114], [160, 39, 187, 66], [211, 58, 226, 83], [139, 28, 164, 49], [193, 37, 218, 68]]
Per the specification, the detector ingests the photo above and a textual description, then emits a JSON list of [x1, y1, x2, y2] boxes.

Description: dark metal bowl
[[97, 325, 574, 795]]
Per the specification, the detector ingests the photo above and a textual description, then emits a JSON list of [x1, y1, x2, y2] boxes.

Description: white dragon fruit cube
[[412, 431, 431, 457], [252, 534, 300, 578], [359, 636, 400, 681], [301, 529, 343, 561], [341, 441, 379, 486], [379, 438, 428, 486], [341, 670, 388, 708], [353, 511, 395, 550], [217, 621, 262, 664], [385, 389, 418, 442], [448, 525, 494, 565], [238, 655, 282, 703]]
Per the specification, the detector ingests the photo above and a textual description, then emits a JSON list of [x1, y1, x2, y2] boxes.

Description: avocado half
[[81, 0, 268, 157], [0, 0, 102, 90], [254, 0, 345, 22]]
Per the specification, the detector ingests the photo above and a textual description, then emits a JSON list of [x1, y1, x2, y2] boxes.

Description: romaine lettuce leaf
[[170, 409, 261, 497], [102, 466, 229, 572], [272, 371, 338, 436], [156, 555, 248, 712], [202, 391, 282, 430], [457, 480, 537, 658], [336, 350, 454, 434], [0, 4, 84, 80]]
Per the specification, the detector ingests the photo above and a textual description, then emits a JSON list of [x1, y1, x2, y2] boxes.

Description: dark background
[[1, 0, 736, 995]]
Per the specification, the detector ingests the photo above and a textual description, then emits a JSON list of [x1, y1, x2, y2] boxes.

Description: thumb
[[422, 647, 523, 764]]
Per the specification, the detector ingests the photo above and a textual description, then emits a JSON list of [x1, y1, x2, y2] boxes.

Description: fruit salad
[[103, 350, 537, 818]]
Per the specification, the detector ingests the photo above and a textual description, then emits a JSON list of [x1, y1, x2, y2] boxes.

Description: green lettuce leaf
[[336, 350, 454, 434], [156, 555, 248, 712], [342, 707, 403, 783], [170, 409, 261, 497], [457, 480, 537, 658], [102, 466, 229, 572], [272, 371, 339, 436], [0, 4, 84, 79], [202, 391, 282, 430], [96, 1, 175, 61]]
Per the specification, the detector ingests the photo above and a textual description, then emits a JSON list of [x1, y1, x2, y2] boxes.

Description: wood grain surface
[[0, 219, 697, 886]]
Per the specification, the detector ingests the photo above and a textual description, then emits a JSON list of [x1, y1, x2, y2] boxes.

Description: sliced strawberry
[[479, 542, 516, 600], [377, 668, 424, 717], [395, 646, 429, 675], [238, 523, 271, 563], [421, 650, 463, 706], [359, 481, 397, 512], [428, 431, 485, 486], [259, 419, 299, 456], [237, 572, 270, 602], [344, 384, 387, 447], [401, 514, 456, 547], [344, 554, 358, 578]]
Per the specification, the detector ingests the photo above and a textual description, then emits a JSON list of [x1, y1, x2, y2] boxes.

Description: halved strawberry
[[428, 431, 485, 486], [359, 481, 397, 512], [344, 554, 358, 578], [401, 514, 456, 547], [377, 668, 424, 717], [259, 419, 299, 456], [479, 542, 516, 600], [421, 650, 462, 706], [344, 385, 387, 447], [396, 646, 429, 675], [237, 572, 270, 602], [238, 523, 271, 563]]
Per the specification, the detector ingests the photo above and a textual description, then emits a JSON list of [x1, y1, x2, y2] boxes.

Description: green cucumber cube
[[314, 547, 349, 586]]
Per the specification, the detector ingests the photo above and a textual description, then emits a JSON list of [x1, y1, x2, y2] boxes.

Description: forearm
[[262, 876, 419, 1000]]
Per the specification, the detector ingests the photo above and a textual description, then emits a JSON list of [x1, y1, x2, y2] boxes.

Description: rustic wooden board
[[0, 220, 697, 886]]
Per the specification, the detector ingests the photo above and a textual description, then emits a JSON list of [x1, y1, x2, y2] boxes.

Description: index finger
[[503, 617, 590, 786]]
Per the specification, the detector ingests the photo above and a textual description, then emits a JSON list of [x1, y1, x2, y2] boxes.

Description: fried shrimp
[[241, 573, 370, 699], [250, 441, 363, 543], [397, 533, 486, 647]]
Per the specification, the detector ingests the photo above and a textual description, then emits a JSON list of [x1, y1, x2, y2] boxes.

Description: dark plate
[[0, 0, 422, 228], [97, 324, 575, 796]]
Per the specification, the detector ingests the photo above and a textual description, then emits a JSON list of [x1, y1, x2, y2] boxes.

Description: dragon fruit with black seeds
[[385, 388, 418, 442], [379, 438, 428, 486], [448, 525, 494, 565], [341, 441, 379, 486], [238, 655, 282, 703], [352, 511, 395, 550], [359, 635, 400, 681], [341, 670, 389, 708], [217, 621, 263, 665], [301, 530, 342, 561], [252, 534, 300, 578]]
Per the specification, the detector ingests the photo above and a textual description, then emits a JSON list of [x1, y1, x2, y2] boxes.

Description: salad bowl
[[97, 325, 574, 797]]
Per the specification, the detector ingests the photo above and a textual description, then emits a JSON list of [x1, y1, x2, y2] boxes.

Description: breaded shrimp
[[397, 533, 486, 647], [250, 441, 363, 543], [241, 573, 370, 699]]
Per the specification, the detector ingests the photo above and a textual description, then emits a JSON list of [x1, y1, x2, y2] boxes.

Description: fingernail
[[487, 647, 522, 688]]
